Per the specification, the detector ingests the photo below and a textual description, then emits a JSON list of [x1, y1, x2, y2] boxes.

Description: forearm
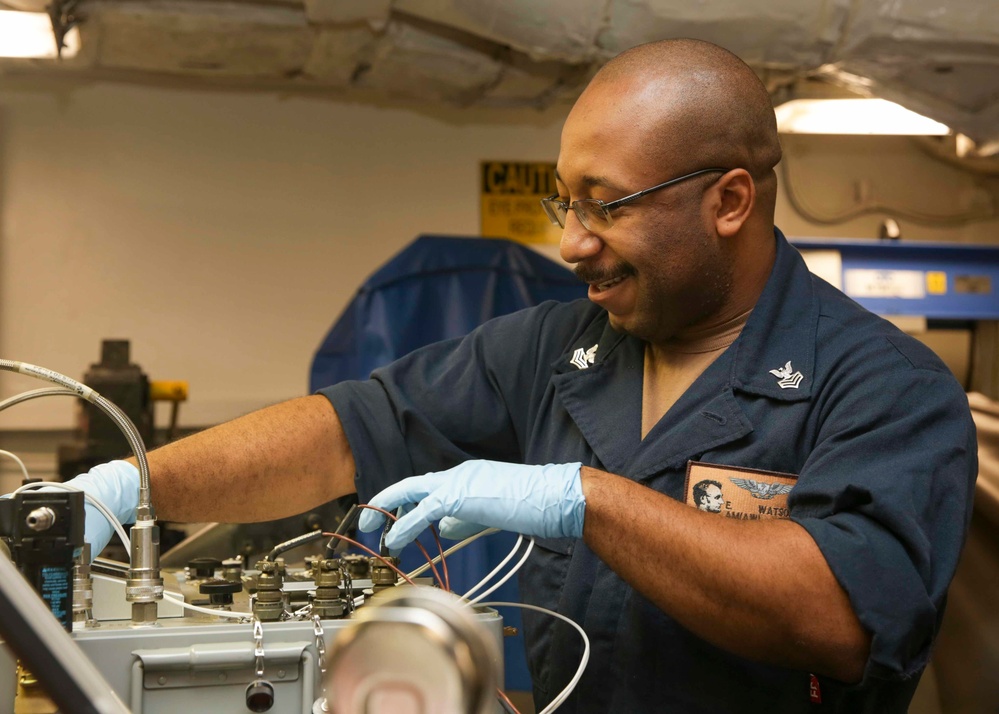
[[580, 466, 870, 682], [135, 395, 355, 523]]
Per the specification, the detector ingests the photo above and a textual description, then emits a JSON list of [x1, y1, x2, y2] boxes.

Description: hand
[[358, 460, 585, 551], [66, 461, 141, 559]]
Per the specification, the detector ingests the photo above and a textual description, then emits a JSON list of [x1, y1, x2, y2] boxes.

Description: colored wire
[[405, 527, 500, 579], [466, 539, 534, 606], [429, 523, 450, 592], [358, 504, 447, 589], [355, 504, 448, 591], [479, 601, 590, 714], [321, 532, 416, 586], [496, 687, 522, 713]]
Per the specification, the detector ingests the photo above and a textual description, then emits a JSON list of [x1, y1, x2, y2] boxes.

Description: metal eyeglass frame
[[540, 167, 730, 231]]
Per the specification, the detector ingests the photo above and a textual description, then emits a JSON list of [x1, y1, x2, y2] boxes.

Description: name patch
[[684, 461, 798, 520]]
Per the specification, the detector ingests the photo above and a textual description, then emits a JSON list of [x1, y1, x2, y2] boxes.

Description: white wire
[[8, 481, 132, 556], [466, 539, 533, 606], [161, 590, 250, 621], [405, 527, 500, 579], [479, 601, 589, 714], [0, 449, 30, 483], [460, 534, 524, 601], [89, 575, 250, 621]]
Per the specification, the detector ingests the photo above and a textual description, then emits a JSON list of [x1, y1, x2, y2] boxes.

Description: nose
[[559, 210, 603, 265]]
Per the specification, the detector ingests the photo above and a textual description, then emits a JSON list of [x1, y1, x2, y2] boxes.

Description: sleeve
[[789, 332, 978, 684], [317, 301, 570, 504]]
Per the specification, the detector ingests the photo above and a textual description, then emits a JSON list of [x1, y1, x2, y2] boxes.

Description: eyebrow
[[554, 168, 627, 194]]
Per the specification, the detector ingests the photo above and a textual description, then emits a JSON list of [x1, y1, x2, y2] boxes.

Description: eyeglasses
[[540, 167, 729, 232]]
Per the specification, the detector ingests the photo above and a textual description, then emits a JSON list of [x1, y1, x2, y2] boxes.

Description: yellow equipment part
[[149, 381, 188, 402]]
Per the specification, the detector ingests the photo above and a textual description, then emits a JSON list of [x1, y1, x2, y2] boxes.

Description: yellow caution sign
[[480, 160, 563, 245]]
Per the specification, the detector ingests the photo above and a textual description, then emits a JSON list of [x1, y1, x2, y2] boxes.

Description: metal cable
[[0, 361, 152, 513]]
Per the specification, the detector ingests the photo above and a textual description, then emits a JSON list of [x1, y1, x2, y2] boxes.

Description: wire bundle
[[3, 463, 589, 711]]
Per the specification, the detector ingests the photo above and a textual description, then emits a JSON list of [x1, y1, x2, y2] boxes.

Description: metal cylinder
[[25, 507, 56, 532], [222, 557, 243, 584], [253, 561, 285, 622], [369, 557, 398, 591], [72, 545, 96, 627], [311, 559, 344, 619], [126, 519, 164, 625], [324, 587, 500, 714], [341, 554, 369, 580]]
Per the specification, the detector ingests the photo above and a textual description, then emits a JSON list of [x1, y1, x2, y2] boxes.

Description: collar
[[727, 227, 817, 402], [553, 227, 817, 401], [551, 310, 629, 376], [548, 227, 816, 474]]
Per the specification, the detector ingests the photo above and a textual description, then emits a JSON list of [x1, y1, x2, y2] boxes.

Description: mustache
[[574, 262, 636, 284]]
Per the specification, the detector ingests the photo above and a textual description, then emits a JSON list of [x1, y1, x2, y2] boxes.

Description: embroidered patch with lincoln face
[[684, 461, 798, 521]]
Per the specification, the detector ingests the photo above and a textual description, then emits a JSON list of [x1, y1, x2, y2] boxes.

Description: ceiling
[[2, 0, 998, 147]]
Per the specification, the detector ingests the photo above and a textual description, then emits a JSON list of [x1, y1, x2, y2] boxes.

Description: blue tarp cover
[[311, 234, 585, 391]]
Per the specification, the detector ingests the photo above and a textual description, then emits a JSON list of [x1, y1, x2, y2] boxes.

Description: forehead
[[556, 80, 674, 190]]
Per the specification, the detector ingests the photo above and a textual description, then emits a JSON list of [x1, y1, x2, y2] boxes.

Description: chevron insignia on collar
[[768, 360, 803, 389], [570, 343, 599, 370]]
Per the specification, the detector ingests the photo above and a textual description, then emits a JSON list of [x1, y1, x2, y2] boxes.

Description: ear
[[709, 169, 755, 238]]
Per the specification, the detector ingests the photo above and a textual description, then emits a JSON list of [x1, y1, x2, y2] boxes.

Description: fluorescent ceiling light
[[0, 9, 80, 59], [775, 98, 949, 136]]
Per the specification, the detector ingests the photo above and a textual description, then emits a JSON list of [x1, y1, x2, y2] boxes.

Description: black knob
[[199, 578, 242, 607], [188, 557, 222, 579], [245, 680, 274, 712]]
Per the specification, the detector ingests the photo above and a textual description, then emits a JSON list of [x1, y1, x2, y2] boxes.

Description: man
[[72, 39, 976, 712], [692, 479, 724, 513]]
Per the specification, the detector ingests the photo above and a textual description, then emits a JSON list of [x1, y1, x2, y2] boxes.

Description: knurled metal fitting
[[369, 556, 399, 591], [253, 560, 285, 621], [311, 560, 345, 619]]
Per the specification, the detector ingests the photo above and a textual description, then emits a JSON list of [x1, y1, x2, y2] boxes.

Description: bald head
[[579, 39, 782, 216]]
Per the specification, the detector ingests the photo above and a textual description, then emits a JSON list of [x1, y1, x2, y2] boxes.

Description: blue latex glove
[[358, 461, 585, 551], [65, 460, 141, 560]]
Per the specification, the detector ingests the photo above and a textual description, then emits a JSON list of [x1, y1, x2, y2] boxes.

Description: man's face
[[698, 484, 724, 513], [555, 81, 734, 345]]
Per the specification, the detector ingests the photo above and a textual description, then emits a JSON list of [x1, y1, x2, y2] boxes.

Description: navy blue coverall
[[321, 229, 977, 713]]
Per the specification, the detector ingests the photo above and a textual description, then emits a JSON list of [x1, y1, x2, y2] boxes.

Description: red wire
[[321, 532, 416, 586], [354, 504, 449, 591], [496, 688, 523, 714], [429, 524, 450, 592]]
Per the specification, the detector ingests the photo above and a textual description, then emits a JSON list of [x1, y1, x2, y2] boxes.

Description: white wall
[[0, 78, 566, 429], [1, 78, 997, 431]]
